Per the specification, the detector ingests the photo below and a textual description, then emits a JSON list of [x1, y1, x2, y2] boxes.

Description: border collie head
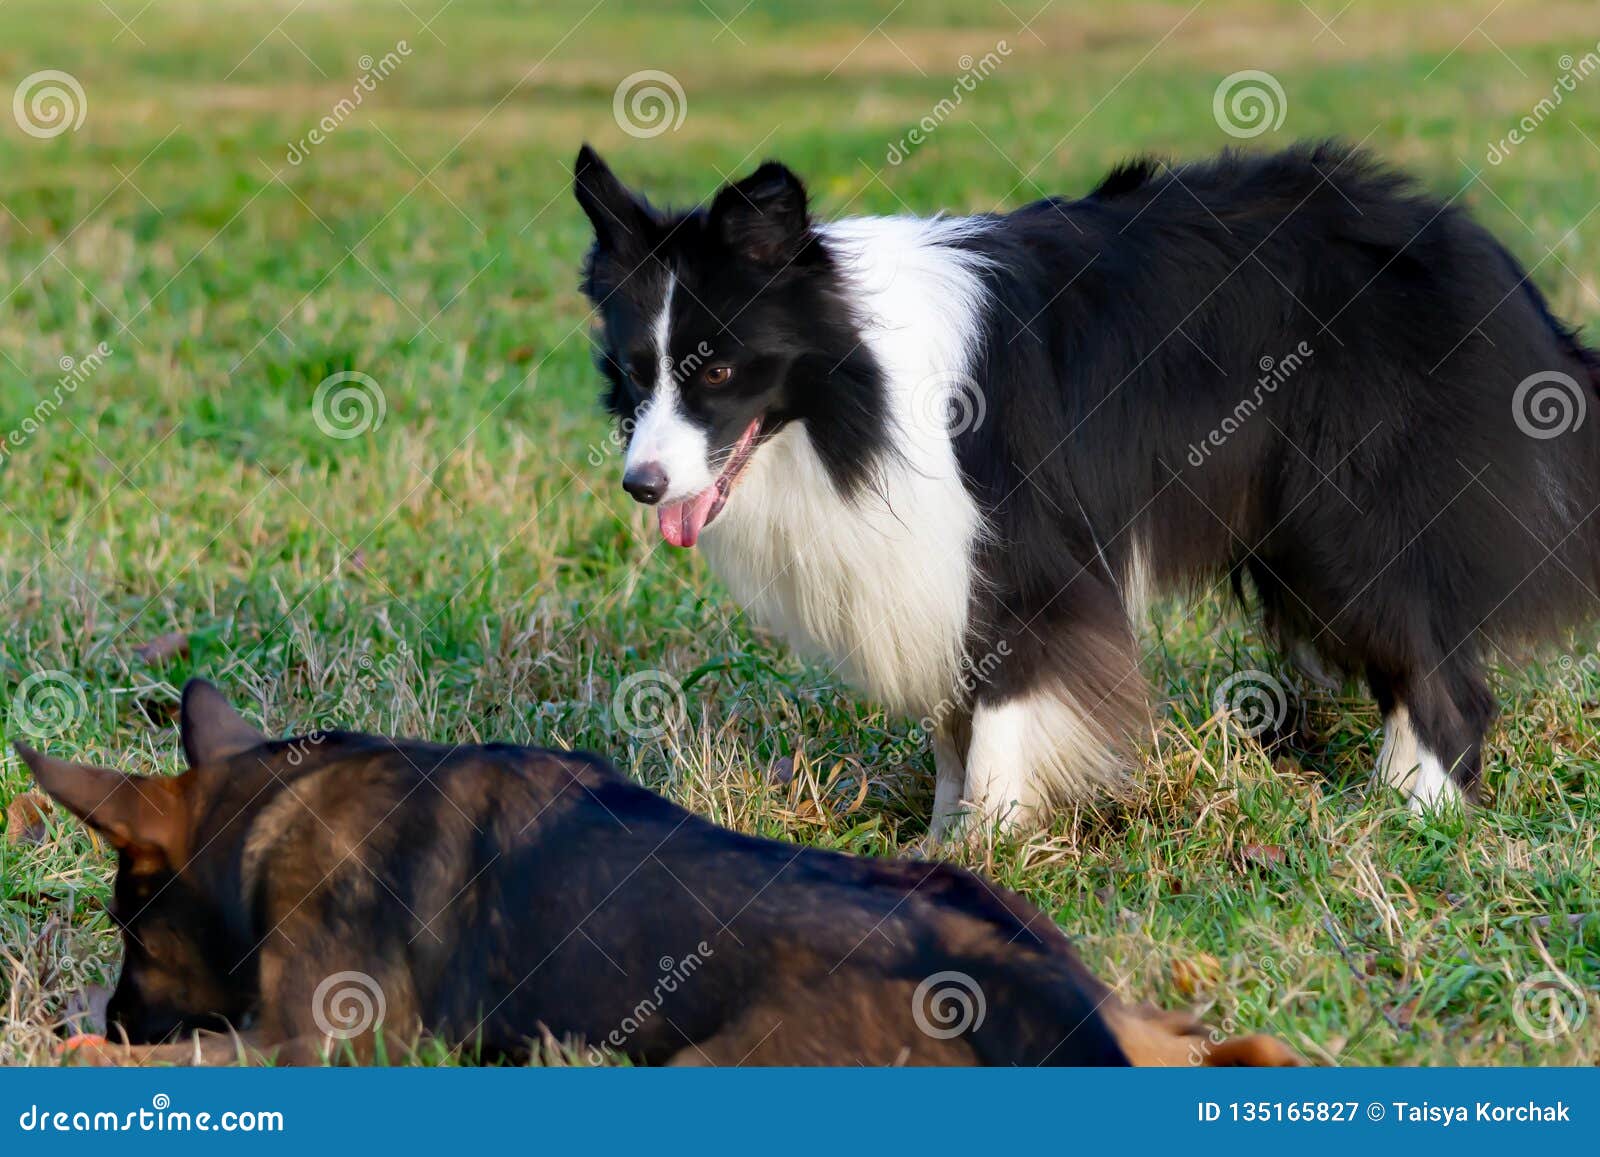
[[573, 145, 887, 547]]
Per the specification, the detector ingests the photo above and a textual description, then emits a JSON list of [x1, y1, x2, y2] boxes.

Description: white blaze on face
[[623, 271, 714, 503]]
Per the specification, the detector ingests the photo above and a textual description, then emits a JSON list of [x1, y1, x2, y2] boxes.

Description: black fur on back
[[945, 141, 1600, 793]]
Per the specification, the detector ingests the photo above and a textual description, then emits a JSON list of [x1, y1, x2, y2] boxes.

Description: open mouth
[[657, 418, 763, 549]]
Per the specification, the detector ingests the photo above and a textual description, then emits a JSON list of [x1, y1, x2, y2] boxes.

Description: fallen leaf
[[133, 631, 189, 664], [1242, 843, 1286, 868], [508, 344, 537, 363], [5, 792, 53, 846]]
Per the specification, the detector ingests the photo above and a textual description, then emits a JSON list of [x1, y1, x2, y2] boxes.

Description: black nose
[[622, 462, 668, 505]]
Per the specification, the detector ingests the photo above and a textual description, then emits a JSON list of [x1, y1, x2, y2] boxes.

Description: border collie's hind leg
[[964, 610, 1147, 830], [1368, 662, 1489, 812]]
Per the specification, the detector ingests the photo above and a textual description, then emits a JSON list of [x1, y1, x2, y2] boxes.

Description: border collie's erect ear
[[710, 161, 810, 265], [14, 742, 190, 873], [180, 679, 266, 768], [573, 143, 651, 250]]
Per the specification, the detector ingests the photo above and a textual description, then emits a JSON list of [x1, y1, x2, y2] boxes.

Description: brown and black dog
[[17, 679, 1296, 1067]]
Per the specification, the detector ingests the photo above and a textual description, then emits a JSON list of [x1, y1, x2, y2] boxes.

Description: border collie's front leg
[[929, 711, 972, 840], [963, 612, 1148, 831]]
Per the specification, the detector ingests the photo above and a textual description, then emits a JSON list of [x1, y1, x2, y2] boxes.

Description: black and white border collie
[[574, 141, 1600, 835]]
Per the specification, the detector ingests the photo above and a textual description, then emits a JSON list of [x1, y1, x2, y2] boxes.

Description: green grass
[[2, 0, 1598, 1066]]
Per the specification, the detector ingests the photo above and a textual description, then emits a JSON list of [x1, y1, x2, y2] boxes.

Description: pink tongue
[[658, 487, 720, 549]]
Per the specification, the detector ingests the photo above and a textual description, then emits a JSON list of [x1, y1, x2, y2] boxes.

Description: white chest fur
[[699, 217, 992, 717]]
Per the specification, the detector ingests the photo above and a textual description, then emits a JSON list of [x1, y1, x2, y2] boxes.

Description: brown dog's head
[[16, 679, 268, 1044]]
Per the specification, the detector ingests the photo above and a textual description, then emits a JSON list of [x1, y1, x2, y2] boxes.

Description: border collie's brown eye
[[704, 365, 733, 387]]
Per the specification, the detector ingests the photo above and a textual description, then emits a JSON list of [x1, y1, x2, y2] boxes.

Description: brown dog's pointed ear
[[180, 679, 266, 768], [573, 143, 650, 251], [14, 742, 188, 873], [710, 161, 810, 266]]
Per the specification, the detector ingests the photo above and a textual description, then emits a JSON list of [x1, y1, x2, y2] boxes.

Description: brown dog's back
[[23, 680, 1297, 1068]]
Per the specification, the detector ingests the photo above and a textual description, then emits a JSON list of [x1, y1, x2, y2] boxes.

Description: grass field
[[2, 0, 1598, 1066]]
